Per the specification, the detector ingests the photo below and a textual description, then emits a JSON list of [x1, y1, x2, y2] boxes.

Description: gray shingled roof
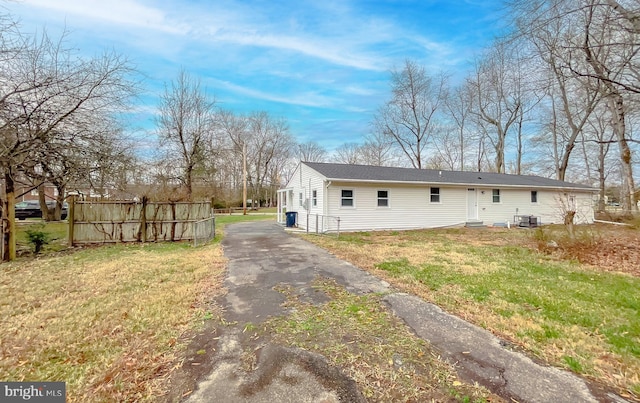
[[303, 162, 595, 190]]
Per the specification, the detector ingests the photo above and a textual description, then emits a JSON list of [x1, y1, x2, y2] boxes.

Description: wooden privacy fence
[[68, 198, 215, 245]]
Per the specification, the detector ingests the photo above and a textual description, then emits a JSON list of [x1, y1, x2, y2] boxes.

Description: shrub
[[25, 227, 51, 254]]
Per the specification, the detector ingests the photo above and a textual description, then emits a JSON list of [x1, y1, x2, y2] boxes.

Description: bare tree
[[156, 69, 216, 201], [582, 1, 637, 211], [298, 141, 327, 162], [520, 0, 604, 181], [0, 26, 136, 260], [359, 131, 398, 166], [333, 142, 362, 164], [246, 111, 295, 207], [444, 83, 473, 170], [428, 127, 464, 170], [583, 104, 616, 211], [216, 109, 247, 201], [373, 59, 448, 169], [509, 0, 639, 210], [466, 42, 523, 173], [217, 110, 294, 208], [216, 109, 247, 202]]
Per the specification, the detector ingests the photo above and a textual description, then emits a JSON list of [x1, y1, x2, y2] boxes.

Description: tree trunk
[[185, 166, 193, 201], [495, 128, 505, 173], [55, 184, 66, 220], [564, 210, 576, 240], [598, 145, 606, 212], [38, 183, 54, 221], [459, 126, 465, 171], [516, 109, 524, 175], [607, 93, 637, 212], [3, 171, 16, 261]]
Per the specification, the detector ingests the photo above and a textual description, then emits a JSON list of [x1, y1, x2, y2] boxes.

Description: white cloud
[[344, 85, 377, 96], [210, 79, 339, 109], [20, 0, 454, 73], [214, 31, 385, 71], [22, 0, 189, 34]]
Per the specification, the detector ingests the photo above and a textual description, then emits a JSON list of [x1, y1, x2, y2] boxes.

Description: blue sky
[[6, 0, 506, 152]]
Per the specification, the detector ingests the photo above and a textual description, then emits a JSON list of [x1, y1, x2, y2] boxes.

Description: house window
[[312, 190, 317, 207], [430, 187, 440, 203], [30, 189, 38, 196], [531, 191, 538, 203], [492, 189, 501, 203], [377, 190, 389, 207], [341, 189, 354, 207], [299, 192, 303, 207]]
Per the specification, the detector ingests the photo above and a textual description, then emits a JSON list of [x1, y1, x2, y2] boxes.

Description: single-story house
[[277, 162, 596, 232]]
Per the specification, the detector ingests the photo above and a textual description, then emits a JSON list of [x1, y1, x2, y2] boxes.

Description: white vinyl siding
[[284, 162, 595, 232], [326, 185, 595, 232], [477, 188, 594, 225], [326, 183, 467, 232], [285, 163, 327, 231]]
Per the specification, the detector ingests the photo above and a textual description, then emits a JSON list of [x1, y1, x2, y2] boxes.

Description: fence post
[[140, 196, 148, 243], [68, 196, 76, 247], [337, 218, 340, 238], [315, 214, 319, 234], [193, 219, 197, 247]]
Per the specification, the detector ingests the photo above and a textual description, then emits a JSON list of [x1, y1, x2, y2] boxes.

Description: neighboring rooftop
[[303, 162, 595, 190]]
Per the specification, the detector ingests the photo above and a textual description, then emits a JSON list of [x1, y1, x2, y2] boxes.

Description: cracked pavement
[[185, 221, 625, 403]]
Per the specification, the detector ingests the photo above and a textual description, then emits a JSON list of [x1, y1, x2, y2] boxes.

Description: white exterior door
[[467, 188, 477, 220]]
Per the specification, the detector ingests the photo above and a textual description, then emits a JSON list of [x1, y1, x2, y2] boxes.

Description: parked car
[[15, 200, 68, 220]]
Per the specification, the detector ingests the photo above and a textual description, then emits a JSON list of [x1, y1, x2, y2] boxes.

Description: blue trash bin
[[285, 211, 297, 227]]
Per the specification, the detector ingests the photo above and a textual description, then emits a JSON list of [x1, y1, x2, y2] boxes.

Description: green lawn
[[304, 228, 640, 397], [15, 221, 68, 254]]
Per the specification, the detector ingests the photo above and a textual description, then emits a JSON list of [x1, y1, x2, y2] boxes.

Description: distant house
[[277, 162, 596, 232], [17, 183, 59, 202]]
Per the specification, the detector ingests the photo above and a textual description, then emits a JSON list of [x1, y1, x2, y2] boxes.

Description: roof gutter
[[322, 178, 597, 192]]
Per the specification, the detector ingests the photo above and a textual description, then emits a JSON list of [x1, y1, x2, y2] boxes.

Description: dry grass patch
[[0, 242, 225, 402], [262, 278, 499, 403], [302, 228, 640, 399], [534, 224, 640, 277]]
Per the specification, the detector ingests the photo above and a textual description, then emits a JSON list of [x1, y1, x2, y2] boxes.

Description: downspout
[[325, 180, 331, 232], [307, 178, 311, 231], [324, 181, 331, 217]]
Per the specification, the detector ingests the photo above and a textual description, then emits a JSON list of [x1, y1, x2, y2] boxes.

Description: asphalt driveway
[[183, 221, 619, 403], [221, 221, 390, 325]]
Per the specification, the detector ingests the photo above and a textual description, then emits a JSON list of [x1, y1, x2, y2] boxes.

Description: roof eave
[[324, 177, 596, 191]]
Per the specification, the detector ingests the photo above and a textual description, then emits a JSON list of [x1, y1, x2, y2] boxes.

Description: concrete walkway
[[185, 221, 624, 403]]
